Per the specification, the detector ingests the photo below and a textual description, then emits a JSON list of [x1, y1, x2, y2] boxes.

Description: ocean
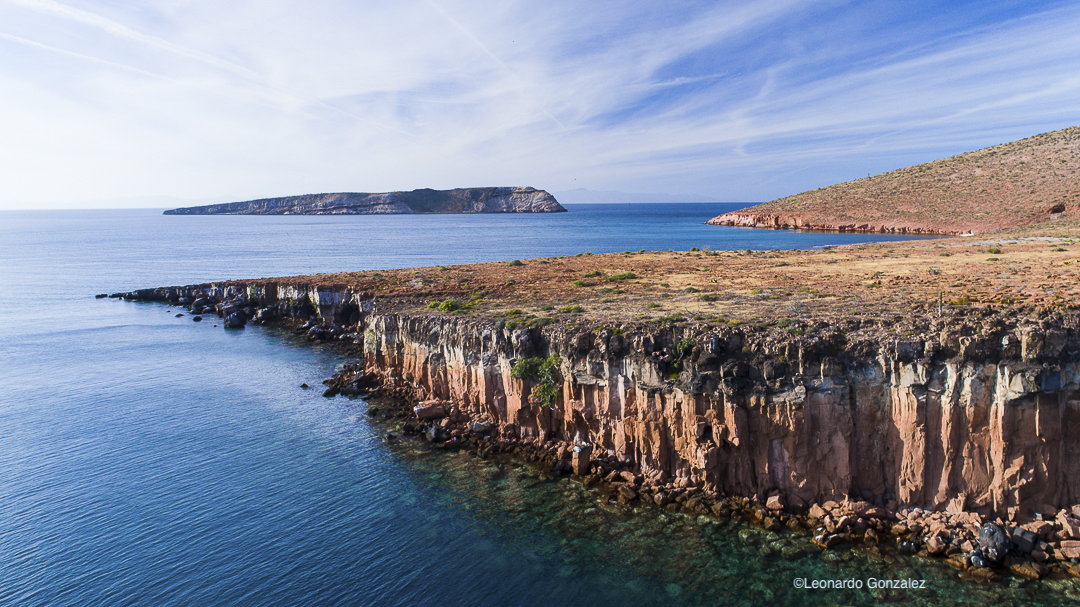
[[0, 204, 1073, 606]]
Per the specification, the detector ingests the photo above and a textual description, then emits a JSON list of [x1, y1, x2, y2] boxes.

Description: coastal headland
[[116, 224, 1080, 582], [707, 126, 1080, 235], [162, 186, 566, 215]]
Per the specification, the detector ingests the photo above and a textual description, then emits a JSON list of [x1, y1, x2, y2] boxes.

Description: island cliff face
[[117, 281, 1080, 520], [162, 187, 566, 215]]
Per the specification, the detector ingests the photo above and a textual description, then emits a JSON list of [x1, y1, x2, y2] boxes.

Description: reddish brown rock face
[[361, 313, 1080, 519]]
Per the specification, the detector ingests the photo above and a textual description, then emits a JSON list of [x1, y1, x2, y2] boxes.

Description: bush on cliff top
[[511, 355, 562, 408], [427, 299, 464, 312]]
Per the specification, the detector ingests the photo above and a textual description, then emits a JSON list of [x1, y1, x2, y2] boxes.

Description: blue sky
[[1, 0, 1077, 208]]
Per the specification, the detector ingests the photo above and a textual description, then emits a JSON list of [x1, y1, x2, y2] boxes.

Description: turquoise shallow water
[[0, 205, 1075, 605]]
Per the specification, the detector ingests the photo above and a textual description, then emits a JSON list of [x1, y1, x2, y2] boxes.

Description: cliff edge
[[708, 126, 1080, 235], [163, 187, 566, 215]]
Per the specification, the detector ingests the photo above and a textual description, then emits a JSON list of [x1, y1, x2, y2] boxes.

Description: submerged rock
[[223, 312, 246, 328]]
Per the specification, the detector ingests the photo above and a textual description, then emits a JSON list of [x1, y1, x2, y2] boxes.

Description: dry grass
[[254, 228, 1080, 327]]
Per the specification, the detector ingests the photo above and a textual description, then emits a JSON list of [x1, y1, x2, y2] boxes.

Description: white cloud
[[0, 0, 1078, 208]]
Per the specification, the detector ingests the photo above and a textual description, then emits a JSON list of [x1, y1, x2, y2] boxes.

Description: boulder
[[414, 401, 447, 420], [425, 426, 442, 442], [224, 312, 246, 328], [977, 523, 1012, 565], [1011, 526, 1037, 554], [469, 420, 492, 434], [927, 535, 948, 555], [1057, 512, 1080, 539], [1060, 540, 1080, 559], [571, 444, 593, 476], [766, 495, 784, 511]]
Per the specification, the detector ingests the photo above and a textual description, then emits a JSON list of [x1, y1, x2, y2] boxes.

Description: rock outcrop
[[162, 187, 566, 215], [116, 281, 1080, 522], [704, 213, 961, 234]]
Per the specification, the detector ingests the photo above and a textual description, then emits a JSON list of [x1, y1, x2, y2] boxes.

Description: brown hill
[[707, 126, 1080, 235]]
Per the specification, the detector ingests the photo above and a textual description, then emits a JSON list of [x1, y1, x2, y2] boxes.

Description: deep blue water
[[1, 204, 1075, 606]]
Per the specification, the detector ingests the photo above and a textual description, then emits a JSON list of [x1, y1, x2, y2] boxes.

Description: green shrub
[[604, 272, 637, 282], [507, 259, 524, 266], [511, 355, 562, 407], [684, 287, 699, 293], [698, 294, 716, 302], [646, 302, 660, 309], [572, 280, 597, 288], [657, 315, 686, 325], [558, 305, 585, 313], [428, 299, 464, 312], [986, 248, 1002, 255], [584, 270, 602, 277]]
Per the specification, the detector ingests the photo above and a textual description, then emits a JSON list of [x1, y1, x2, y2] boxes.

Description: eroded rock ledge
[[705, 213, 962, 235]]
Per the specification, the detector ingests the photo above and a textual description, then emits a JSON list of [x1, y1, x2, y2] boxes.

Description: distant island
[[707, 125, 1079, 234], [162, 187, 566, 215]]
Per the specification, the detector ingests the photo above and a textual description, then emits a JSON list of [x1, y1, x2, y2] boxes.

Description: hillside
[[163, 187, 566, 215], [707, 126, 1080, 234]]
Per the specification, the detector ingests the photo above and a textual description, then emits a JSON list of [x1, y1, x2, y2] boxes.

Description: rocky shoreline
[[111, 269, 1080, 585], [705, 212, 962, 235], [327, 371, 1080, 585]]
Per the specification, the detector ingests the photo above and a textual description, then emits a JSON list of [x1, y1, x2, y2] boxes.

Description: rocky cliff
[[704, 213, 958, 234], [116, 281, 1080, 521], [162, 187, 566, 215]]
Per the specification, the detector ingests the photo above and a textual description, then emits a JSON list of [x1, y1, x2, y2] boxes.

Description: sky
[[1, 0, 1078, 209]]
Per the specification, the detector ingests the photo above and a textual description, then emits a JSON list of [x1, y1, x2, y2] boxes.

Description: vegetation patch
[[427, 299, 465, 312], [511, 355, 562, 408]]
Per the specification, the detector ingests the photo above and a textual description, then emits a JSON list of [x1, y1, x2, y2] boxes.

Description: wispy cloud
[[0, 0, 1078, 208]]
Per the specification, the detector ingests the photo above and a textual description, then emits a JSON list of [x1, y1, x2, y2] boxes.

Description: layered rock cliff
[[117, 281, 1080, 521], [704, 213, 959, 234], [162, 187, 566, 215]]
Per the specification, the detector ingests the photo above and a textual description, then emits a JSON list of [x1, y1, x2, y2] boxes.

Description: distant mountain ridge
[[163, 187, 566, 215], [707, 126, 1080, 235]]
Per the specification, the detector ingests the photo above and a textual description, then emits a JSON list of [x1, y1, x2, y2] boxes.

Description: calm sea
[[0, 204, 1073, 606]]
